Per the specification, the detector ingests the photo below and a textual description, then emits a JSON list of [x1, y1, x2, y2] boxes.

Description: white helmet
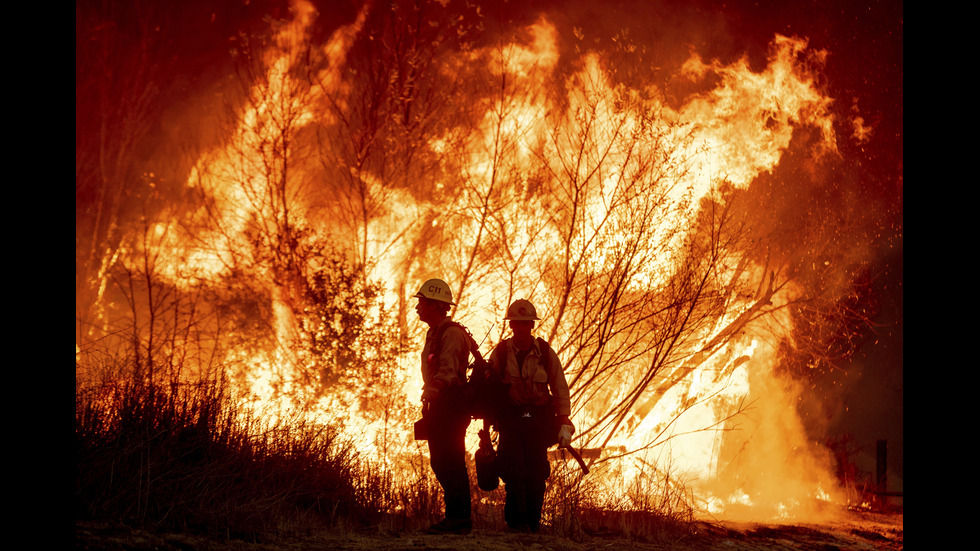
[[505, 298, 538, 321], [414, 278, 456, 305]]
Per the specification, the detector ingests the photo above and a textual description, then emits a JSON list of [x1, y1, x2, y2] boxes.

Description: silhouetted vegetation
[[75, 373, 362, 539], [75, 357, 696, 543]]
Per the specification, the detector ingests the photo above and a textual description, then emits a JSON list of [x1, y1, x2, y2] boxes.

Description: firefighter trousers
[[426, 400, 472, 521], [496, 405, 554, 531]]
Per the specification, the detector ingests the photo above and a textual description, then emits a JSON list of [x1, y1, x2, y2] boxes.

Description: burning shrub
[[293, 247, 405, 413]]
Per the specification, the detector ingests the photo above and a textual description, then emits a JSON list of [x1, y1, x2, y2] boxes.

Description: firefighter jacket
[[421, 316, 470, 400], [489, 337, 571, 418]]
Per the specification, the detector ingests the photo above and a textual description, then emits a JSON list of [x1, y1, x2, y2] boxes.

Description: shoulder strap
[[433, 321, 484, 365], [536, 337, 552, 372], [494, 338, 551, 368]]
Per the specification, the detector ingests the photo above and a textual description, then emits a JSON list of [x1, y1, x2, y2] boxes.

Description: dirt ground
[[76, 508, 902, 550]]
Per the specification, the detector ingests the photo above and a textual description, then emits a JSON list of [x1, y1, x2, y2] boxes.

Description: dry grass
[[76, 365, 695, 545], [75, 374, 361, 539]]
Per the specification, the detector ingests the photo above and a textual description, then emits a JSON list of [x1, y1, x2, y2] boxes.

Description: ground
[[76, 508, 902, 550]]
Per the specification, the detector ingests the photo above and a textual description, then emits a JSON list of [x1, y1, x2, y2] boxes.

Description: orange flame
[[112, 0, 856, 523]]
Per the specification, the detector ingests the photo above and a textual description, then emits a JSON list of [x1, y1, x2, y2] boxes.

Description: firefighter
[[488, 298, 574, 533], [414, 278, 473, 535]]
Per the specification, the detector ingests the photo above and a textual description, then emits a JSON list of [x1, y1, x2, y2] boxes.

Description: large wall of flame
[[76, 0, 903, 518]]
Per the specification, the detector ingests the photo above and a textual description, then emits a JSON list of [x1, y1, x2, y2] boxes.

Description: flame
[[81, 0, 874, 524], [454, 21, 840, 521], [425, 21, 841, 520]]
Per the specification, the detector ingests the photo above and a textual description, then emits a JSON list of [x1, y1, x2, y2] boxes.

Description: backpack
[[431, 321, 508, 421]]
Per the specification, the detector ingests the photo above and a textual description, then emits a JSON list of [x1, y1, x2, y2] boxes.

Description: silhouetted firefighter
[[484, 299, 576, 534], [412, 278, 474, 535]]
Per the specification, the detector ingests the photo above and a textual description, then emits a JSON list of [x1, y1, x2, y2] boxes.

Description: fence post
[[876, 439, 888, 506]]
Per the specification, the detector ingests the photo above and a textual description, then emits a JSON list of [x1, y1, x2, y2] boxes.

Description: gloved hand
[[421, 387, 439, 404], [558, 424, 574, 447], [558, 416, 575, 432]]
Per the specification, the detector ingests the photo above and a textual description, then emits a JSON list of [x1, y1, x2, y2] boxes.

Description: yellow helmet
[[414, 278, 456, 305], [505, 298, 538, 321]]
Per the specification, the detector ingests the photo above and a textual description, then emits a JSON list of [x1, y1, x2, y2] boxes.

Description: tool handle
[[560, 444, 590, 475]]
